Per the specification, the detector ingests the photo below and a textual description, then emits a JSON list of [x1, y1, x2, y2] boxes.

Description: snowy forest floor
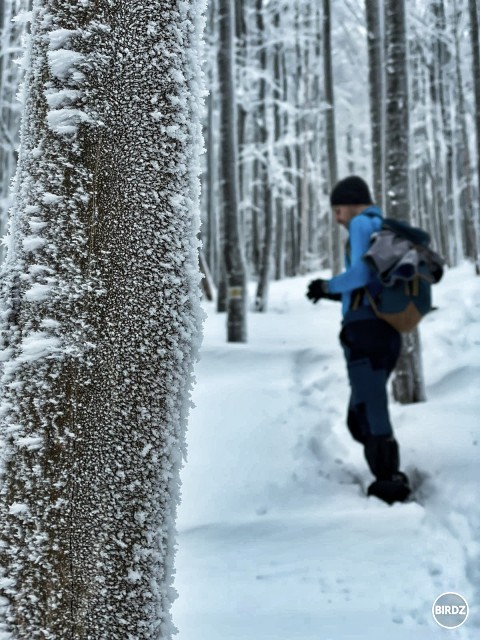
[[172, 262, 480, 640]]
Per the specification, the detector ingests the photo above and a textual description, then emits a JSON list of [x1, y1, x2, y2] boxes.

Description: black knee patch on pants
[[364, 435, 400, 480], [347, 404, 369, 444]]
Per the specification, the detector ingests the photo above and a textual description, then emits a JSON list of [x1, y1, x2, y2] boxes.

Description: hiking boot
[[367, 471, 411, 505]]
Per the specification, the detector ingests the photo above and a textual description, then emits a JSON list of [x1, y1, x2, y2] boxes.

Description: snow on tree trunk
[[218, 0, 248, 342], [384, 0, 409, 220], [431, 0, 457, 266], [0, 0, 29, 264], [469, 0, 480, 273], [322, 0, 342, 277], [365, 0, 384, 207], [254, 0, 274, 312], [205, 0, 219, 288], [384, 0, 426, 405], [273, 8, 285, 281], [453, 0, 477, 264], [0, 1, 204, 637]]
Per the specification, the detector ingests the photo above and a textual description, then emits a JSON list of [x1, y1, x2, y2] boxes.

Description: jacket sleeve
[[327, 215, 375, 294]]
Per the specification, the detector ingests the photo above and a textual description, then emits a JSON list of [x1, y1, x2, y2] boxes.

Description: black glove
[[306, 278, 328, 303], [306, 279, 341, 304]]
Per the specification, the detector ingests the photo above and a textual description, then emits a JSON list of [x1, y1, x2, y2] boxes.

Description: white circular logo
[[432, 592, 469, 629]]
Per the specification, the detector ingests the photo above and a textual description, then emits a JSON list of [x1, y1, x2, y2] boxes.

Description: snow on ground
[[172, 262, 480, 640]]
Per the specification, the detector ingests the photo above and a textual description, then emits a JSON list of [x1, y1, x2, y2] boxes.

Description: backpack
[[353, 217, 445, 333]]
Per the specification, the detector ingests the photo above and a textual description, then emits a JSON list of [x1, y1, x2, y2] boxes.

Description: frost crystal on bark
[[0, 1, 205, 638]]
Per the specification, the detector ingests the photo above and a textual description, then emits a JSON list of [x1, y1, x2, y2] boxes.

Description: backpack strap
[[350, 287, 365, 310]]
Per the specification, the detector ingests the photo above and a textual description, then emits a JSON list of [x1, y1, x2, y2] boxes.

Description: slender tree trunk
[[216, 260, 228, 312], [298, 0, 311, 274], [365, 0, 384, 207], [199, 248, 215, 301], [273, 9, 285, 280], [469, 0, 480, 272], [294, 0, 303, 275], [384, 0, 409, 219], [427, 9, 450, 262], [346, 125, 355, 174], [433, 0, 456, 264], [254, 0, 275, 311], [0, 0, 28, 264], [322, 0, 342, 276], [218, 0, 248, 341], [384, 0, 426, 404], [0, 2, 204, 636], [422, 60, 444, 252], [453, 0, 476, 262], [309, 3, 323, 266], [206, 0, 219, 284], [206, 86, 218, 284], [236, 0, 248, 219]]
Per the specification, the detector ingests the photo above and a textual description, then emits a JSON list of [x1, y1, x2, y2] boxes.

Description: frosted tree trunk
[[294, 0, 303, 275], [427, 9, 449, 261], [206, 86, 218, 285], [365, 0, 384, 207], [453, 0, 477, 263], [298, 0, 311, 274], [384, 0, 426, 404], [218, 0, 248, 341], [469, 0, 480, 272], [322, 0, 342, 276], [432, 0, 456, 265], [384, 0, 409, 220], [0, 0, 28, 263], [273, 8, 285, 281], [236, 0, 248, 211], [254, 0, 274, 311], [0, 2, 204, 638], [282, 46, 296, 277], [206, 0, 219, 286]]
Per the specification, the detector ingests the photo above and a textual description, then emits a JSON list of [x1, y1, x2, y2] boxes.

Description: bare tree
[[365, 0, 384, 207], [0, 1, 204, 637], [469, 0, 480, 272], [218, 0, 248, 341], [323, 0, 342, 275], [453, 0, 477, 265], [254, 0, 275, 311], [384, 0, 426, 404], [0, 0, 28, 262]]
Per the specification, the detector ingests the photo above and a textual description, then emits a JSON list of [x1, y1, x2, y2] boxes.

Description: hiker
[[306, 175, 411, 504]]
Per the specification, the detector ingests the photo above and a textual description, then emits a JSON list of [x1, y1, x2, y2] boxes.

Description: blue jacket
[[327, 206, 383, 316]]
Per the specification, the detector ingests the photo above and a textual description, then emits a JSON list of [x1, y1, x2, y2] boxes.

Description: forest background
[[202, 0, 480, 301]]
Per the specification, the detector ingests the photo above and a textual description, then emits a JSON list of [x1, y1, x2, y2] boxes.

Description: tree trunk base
[[392, 329, 426, 404]]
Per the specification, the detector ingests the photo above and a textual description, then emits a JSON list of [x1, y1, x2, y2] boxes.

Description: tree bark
[[453, 0, 476, 262], [365, 0, 384, 207], [384, 0, 426, 404], [273, 9, 285, 281], [0, 0, 28, 263], [218, 0, 248, 341], [384, 0, 409, 220], [432, 0, 456, 265], [322, 0, 342, 276], [254, 0, 275, 311], [206, 0, 219, 285], [469, 0, 480, 272], [0, 1, 204, 637]]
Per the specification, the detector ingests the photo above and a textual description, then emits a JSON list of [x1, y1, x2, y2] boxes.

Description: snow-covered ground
[[172, 262, 480, 640]]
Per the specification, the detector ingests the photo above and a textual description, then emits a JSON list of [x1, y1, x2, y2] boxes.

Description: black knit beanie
[[330, 176, 374, 206]]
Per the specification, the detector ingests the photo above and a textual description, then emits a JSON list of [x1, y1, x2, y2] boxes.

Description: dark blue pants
[[340, 318, 402, 479]]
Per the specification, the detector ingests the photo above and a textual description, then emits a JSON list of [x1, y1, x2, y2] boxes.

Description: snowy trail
[[173, 264, 479, 639]]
